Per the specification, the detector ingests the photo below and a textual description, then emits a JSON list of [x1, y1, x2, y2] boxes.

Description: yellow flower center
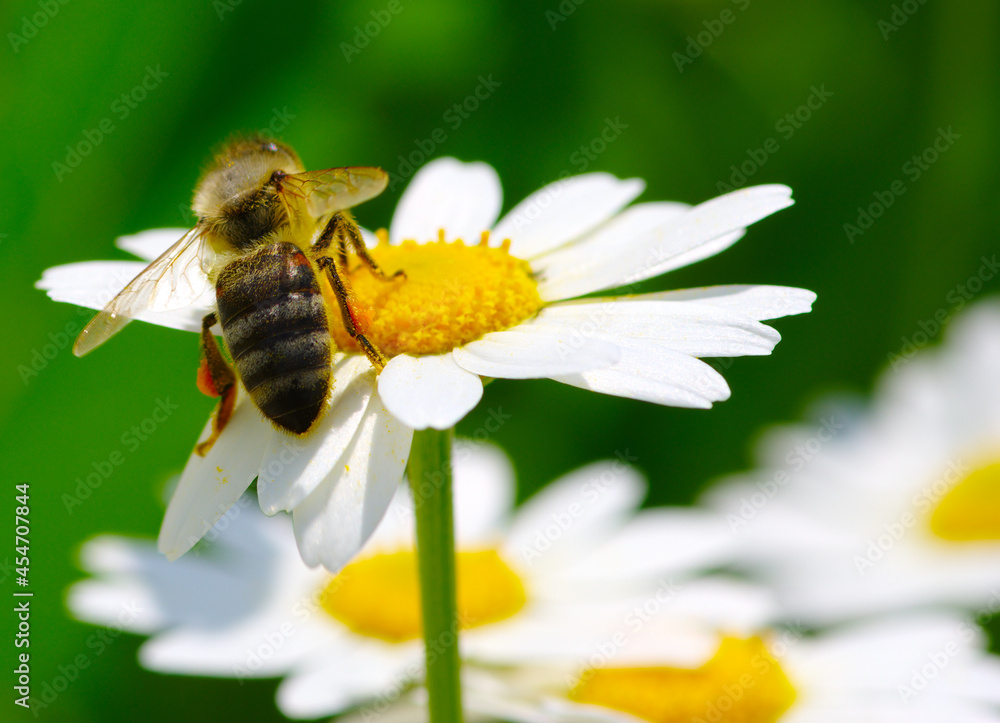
[[929, 460, 1000, 541], [319, 548, 527, 642], [331, 231, 543, 357], [569, 637, 797, 723]]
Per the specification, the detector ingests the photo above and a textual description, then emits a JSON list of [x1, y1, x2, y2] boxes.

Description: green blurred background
[[1, 0, 998, 720]]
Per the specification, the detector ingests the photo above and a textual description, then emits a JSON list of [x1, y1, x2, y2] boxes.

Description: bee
[[74, 137, 401, 454]]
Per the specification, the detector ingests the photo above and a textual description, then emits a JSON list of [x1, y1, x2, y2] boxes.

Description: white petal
[[615, 578, 776, 649], [452, 441, 516, 545], [552, 340, 731, 409], [637, 284, 817, 321], [451, 323, 621, 379], [560, 508, 735, 584], [535, 186, 794, 300], [658, 229, 745, 276], [939, 653, 1000, 706], [463, 603, 645, 663], [139, 616, 324, 677], [619, 185, 794, 282], [37, 261, 213, 333], [68, 577, 166, 634], [292, 396, 414, 572], [336, 697, 430, 723], [531, 202, 688, 300], [76, 496, 312, 631], [502, 460, 646, 570], [277, 645, 418, 718], [788, 613, 985, 691], [493, 174, 645, 259], [115, 227, 192, 261], [72, 535, 229, 631], [257, 356, 375, 514], [389, 158, 502, 244], [538, 300, 781, 357], [362, 479, 417, 551], [374, 440, 516, 550], [38, 260, 148, 307], [378, 353, 484, 430], [157, 397, 269, 560]]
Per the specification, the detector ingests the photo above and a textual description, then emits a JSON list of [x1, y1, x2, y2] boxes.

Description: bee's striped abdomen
[[216, 242, 331, 435]]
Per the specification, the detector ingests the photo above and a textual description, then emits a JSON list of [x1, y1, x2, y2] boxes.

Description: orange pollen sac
[[329, 231, 543, 358], [196, 357, 220, 397]]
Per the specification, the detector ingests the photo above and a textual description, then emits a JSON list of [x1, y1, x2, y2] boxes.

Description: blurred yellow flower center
[[319, 548, 527, 642], [929, 460, 1000, 541], [331, 231, 542, 357], [569, 637, 796, 723]]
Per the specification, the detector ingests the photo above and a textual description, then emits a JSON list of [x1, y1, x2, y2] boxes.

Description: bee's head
[[193, 136, 304, 250]]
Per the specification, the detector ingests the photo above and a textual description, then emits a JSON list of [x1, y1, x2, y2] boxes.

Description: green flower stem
[[407, 428, 463, 723]]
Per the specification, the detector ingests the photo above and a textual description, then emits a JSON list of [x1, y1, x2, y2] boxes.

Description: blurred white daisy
[[464, 612, 1000, 723], [39, 158, 813, 569], [68, 442, 739, 719], [706, 300, 1000, 624]]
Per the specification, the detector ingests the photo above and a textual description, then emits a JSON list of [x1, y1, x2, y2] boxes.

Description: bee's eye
[[262, 142, 278, 153]]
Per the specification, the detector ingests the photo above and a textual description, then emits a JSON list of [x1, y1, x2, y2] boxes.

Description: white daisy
[[68, 442, 740, 720], [39, 158, 813, 570], [463, 612, 1000, 723], [705, 299, 1000, 624]]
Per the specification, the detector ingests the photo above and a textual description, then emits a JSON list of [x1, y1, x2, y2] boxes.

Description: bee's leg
[[315, 254, 388, 371], [194, 312, 237, 457], [314, 212, 405, 281]]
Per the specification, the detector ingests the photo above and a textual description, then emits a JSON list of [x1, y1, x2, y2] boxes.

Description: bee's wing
[[279, 167, 389, 220], [73, 226, 211, 357]]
